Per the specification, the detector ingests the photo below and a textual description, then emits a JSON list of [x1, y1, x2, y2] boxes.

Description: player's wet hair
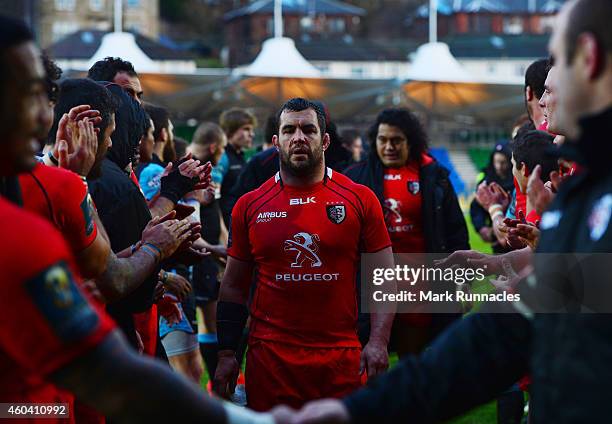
[[49, 78, 120, 146], [276, 98, 326, 135], [511, 130, 557, 182], [87, 56, 138, 82], [368, 108, 429, 162]]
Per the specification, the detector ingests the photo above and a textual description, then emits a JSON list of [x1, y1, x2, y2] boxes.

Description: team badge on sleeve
[[407, 181, 420, 195], [326, 205, 346, 224], [80, 193, 95, 236], [26, 261, 100, 342]]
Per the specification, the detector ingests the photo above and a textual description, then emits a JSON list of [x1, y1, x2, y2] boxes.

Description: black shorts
[[192, 258, 220, 306]]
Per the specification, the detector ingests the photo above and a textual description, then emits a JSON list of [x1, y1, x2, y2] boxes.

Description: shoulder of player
[[0, 198, 71, 272], [236, 173, 280, 209], [28, 164, 86, 192]]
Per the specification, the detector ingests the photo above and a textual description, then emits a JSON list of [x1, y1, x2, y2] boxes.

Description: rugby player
[[214, 98, 395, 410]]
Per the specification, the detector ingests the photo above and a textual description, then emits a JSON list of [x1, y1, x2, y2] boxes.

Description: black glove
[[159, 168, 199, 204]]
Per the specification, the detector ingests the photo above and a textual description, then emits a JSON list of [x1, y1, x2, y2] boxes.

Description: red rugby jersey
[[228, 168, 391, 348], [0, 197, 114, 418], [19, 164, 98, 253], [382, 157, 429, 254]]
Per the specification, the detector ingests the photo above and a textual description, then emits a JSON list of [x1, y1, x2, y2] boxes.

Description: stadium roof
[[47, 30, 195, 61], [416, 0, 566, 16], [224, 0, 365, 21]]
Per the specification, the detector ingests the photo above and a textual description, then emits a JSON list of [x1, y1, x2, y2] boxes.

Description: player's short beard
[[279, 142, 324, 177]]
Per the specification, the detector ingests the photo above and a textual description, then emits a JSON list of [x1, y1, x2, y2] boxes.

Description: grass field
[[199, 214, 502, 422]]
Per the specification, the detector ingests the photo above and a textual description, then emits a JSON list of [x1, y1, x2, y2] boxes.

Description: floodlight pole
[[429, 0, 437, 43], [274, 0, 283, 38], [114, 0, 122, 33]]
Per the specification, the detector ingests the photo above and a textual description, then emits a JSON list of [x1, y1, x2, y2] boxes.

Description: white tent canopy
[[87, 32, 159, 73], [406, 42, 472, 83], [235, 37, 321, 78]]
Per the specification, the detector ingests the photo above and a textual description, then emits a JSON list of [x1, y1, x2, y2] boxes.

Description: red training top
[[0, 197, 114, 421], [228, 168, 391, 348]]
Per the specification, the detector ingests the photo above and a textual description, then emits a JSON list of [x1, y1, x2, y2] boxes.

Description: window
[[55, 0, 76, 11], [89, 0, 105, 12], [52, 21, 79, 41]]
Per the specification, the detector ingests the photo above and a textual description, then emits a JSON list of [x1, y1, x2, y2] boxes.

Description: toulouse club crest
[[407, 180, 420, 195], [326, 205, 346, 224]]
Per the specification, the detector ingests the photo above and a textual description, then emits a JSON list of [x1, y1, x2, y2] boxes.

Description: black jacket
[[226, 147, 279, 211], [343, 107, 612, 424], [88, 86, 153, 350], [344, 153, 469, 254], [219, 143, 246, 227]]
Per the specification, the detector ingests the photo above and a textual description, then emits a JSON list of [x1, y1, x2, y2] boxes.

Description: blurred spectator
[[470, 142, 514, 253], [218, 108, 257, 227]]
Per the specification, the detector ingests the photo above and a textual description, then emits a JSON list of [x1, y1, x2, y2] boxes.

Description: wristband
[[143, 242, 162, 259], [140, 245, 160, 263], [131, 241, 143, 254], [222, 401, 274, 424], [217, 301, 249, 351], [490, 210, 504, 220], [159, 270, 169, 285], [45, 151, 59, 166]]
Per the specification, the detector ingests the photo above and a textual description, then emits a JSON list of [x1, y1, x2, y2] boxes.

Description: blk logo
[[284, 232, 322, 268], [290, 197, 316, 206], [383, 198, 402, 223]]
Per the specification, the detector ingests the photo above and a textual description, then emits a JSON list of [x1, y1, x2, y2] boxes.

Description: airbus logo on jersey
[[384, 174, 401, 181], [256, 211, 287, 223], [278, 232, 340, 282], [290, 197, 316, 206]]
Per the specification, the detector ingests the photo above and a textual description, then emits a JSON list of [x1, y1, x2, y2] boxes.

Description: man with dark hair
[[510, 130, 558, 226], [217, 107, 257, 226], [274, 0, 612, 422], [87, 56, 143, 103], [139, 103, 174, 199], [524, 58, 549, 129], [344, 107, 468, 355], [0, 15, 275, 424], [214, 97, 394, 411]]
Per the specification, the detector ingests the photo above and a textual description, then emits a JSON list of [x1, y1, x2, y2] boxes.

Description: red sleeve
[[59, 175, 98, 251], [526, 210, 540, 226], [0, 211, 114, 376], [227, 195, 254, 262], [360, 186, 392, 253]]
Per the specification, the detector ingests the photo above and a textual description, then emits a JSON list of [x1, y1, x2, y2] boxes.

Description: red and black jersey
[[382, 157, 431, 253], [228, 168, 391, 348], [19, 164, 98, 253], [0, 197, 114, 417]]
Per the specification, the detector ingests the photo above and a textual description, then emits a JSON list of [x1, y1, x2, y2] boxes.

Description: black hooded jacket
[[87, 84, 152, 349], [344, 150, 469, 254]]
